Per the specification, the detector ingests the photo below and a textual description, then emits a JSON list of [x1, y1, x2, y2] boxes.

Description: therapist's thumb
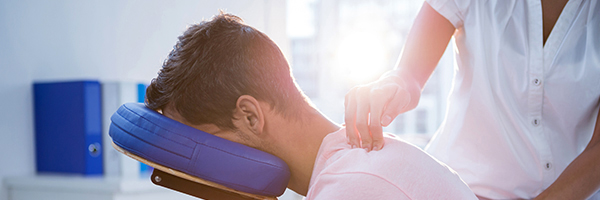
[[380, 92, 411, 127]]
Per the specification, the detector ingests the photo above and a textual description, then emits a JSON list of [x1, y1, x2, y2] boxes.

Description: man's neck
[[266, 107, 340, 196]]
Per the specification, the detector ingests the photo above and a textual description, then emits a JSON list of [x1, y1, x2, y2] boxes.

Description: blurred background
[[0, 0, 453, 199]]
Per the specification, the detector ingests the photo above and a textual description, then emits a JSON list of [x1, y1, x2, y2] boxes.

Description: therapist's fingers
[[368, 86, 397, 151], [344, 87, 360, 148], [354, 86, 372, 150]]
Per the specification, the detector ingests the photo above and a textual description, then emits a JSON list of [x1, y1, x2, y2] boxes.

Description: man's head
[[146, 13, 308, 132], [146, 13, 340, 194]]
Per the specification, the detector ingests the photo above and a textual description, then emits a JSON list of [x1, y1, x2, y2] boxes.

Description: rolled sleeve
[[426, 0, 471, 28]]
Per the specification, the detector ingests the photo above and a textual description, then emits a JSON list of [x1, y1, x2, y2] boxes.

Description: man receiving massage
[[145, 12, 476, 199]]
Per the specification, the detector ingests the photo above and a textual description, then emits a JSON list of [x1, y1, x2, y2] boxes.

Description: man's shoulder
[[311, 133, 477, 199], [305, 172, 410, 200], [316, 134, 438, 183]]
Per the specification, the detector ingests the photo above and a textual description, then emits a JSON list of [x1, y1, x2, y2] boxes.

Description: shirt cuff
[[426, 0, 464, 28]]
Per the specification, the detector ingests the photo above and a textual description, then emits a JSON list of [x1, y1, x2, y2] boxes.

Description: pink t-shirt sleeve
[[306, 172, 410, 200]]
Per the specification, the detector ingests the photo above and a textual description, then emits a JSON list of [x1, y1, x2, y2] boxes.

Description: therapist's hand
[[344, 72, 421, 151], [344, 1, 454, 151]]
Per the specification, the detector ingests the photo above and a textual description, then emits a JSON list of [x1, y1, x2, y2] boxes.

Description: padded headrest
[[109, 103, 290, 196]]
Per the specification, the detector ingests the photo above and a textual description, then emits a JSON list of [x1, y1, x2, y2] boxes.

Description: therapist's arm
[[535, 107, 600, 200], [345, 1, 455, 151]]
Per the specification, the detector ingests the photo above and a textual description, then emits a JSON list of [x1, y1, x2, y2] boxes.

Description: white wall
[[0, 1, 287, 199]]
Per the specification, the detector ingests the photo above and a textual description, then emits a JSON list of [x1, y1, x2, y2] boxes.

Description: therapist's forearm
[[535, 110, 600, 200], [390, 1, 455, 89], [535, 144, 600, 199]]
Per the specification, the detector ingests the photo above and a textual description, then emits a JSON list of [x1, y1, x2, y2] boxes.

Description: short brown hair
[[145, 12, 307, 130]]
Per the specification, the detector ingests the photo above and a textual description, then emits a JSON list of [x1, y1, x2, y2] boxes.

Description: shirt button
[[545, 162, 552, 170], [533, 78, 541, 86], [532, 119, 540, 126]]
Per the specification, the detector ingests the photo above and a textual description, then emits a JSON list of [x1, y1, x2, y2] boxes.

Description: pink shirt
[[305, 128, 477, 200]]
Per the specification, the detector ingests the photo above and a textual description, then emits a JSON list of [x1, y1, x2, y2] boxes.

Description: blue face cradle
[[109, 103, 290, 197]]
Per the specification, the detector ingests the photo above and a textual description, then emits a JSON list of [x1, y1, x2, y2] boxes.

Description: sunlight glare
[[334, 31, 387, 84]]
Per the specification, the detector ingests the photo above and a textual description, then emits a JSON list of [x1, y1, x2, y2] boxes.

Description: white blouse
[[424, 0, 600, 199]]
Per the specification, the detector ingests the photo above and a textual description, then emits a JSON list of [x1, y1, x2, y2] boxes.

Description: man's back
[[306, 127, 477, 199]]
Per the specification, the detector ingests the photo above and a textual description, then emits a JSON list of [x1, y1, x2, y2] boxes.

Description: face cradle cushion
[[109, 103, 291, 197]]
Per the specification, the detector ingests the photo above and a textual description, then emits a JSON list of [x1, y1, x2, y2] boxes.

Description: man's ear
[[233, 95, 265, 135]]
